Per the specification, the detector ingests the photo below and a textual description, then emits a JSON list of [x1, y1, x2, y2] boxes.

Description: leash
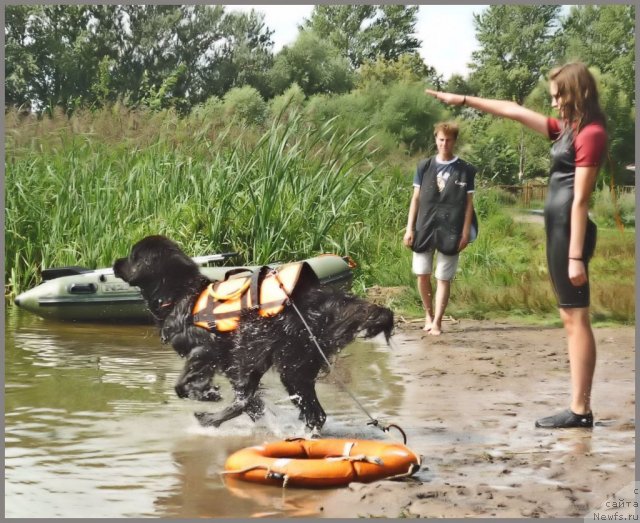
[[269, 268, 408, 445]]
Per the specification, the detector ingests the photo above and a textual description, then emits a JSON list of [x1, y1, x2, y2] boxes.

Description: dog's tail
[[359, 304, 394, 344], [318, 293, 394, 348]]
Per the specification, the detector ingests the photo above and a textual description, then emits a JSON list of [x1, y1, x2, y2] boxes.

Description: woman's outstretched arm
[[425, 89, 550, 138]]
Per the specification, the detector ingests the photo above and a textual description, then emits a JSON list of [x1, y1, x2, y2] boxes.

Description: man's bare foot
[[429, 325, 442, 336], [423, 316, 434, 331]]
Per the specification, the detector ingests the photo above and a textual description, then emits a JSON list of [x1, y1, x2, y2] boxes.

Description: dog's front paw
[[201, 387, 222, 402], [176, 383, 222, 402], [194, 412, 223, 428]]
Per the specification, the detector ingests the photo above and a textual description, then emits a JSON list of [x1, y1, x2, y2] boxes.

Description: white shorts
[[412, 250, 459, 281]]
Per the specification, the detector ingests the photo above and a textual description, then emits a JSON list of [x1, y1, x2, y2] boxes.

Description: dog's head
[[113, 235, 204, 302]]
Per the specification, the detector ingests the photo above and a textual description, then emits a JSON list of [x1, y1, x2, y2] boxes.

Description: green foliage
[[470, 5, 561, 104], [468, 5, 562, 183], [4, 108, 376, 293], [4, 5, 275, 115], [223, 86, 268, 126], [269, 31, 353, 97], [303, 5, 421, 68], [372, 82, 445, 153], [559, 5, 635, 104], [304, 81, 446, 155], [190, 96, 225, 124], [356, 54, 437, 89], [140, 64, 189, 112], [592, 189, 636, 229], [594, 69, 635, 171], [465, 119, 521, 184], [473, 187, 517, 220], [269, 83, 306, 120]]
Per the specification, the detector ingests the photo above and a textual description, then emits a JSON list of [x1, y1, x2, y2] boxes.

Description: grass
[[5, 108, 379, 295], [5, 107, 636, 325]]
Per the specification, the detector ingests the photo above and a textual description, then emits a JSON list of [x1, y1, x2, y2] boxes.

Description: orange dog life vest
[[192, 263, 306, 333]]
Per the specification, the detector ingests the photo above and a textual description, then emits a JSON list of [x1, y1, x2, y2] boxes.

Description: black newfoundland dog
[[113, 235, 393, 433]]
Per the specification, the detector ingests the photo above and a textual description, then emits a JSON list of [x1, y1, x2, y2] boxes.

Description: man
[[403, 121, 477, 335]]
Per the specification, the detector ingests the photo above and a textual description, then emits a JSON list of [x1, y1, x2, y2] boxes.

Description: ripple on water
[[5, 313, 410, 517]]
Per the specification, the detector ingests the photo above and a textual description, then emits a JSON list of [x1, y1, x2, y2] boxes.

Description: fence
[[496, 184, 547, 208], [495, 184, 635, 208]]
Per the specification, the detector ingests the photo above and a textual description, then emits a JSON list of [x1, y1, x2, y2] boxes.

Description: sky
[[230, 5, 489, 79]]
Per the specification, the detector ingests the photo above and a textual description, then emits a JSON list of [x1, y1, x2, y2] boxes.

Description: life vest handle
[[222, 268, 254, 281]]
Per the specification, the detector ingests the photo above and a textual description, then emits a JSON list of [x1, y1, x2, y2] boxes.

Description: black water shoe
[[535, 409, 593, 429]]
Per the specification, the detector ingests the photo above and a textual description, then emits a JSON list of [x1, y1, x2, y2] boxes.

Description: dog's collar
[[156, 298, 173, 309], [151, 298, 174, 322]]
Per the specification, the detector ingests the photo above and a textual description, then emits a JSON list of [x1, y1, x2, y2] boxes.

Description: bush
[[372, 82, 445, 153], [223, 86, 267, 126], [592, 188, 635, 228], [269, 83, 305, 121], [473, 187, 517, 220]]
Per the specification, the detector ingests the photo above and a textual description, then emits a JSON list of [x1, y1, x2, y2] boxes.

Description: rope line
[[270, 268, 407, 444]]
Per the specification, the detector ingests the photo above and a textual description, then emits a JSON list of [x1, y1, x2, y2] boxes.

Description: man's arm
[[403, 187, 421, 248], [458, 193, 474, 251]]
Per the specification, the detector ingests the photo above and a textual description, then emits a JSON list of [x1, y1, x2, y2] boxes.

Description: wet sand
[[320, 320, 636, 518]]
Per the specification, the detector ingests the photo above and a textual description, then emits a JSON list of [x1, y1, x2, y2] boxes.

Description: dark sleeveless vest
[[411, 156, 478, 255]]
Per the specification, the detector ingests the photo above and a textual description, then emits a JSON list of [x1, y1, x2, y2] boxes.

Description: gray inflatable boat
[[14, 253, 354, 323]]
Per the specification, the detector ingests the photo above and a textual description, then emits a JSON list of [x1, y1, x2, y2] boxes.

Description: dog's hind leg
[[278, 366, 326, 433], [244, 395, 265, 422], [175, 346, 221, 402]]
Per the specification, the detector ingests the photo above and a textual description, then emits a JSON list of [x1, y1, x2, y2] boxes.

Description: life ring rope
[[270, 268, 408, 443], [325, 454, 383, 465]]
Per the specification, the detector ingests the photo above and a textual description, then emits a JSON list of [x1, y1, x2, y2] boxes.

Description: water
[[6, 309, 635, 517], [5, 308, 405, 518]]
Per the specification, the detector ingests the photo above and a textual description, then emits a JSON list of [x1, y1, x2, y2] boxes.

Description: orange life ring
[[223, 438, 421, 488]]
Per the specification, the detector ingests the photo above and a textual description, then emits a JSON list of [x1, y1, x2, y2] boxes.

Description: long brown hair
[[549, 62, 606, 133]]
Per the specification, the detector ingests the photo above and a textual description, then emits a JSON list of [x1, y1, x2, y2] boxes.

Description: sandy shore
[[320, 319, 636, 518]]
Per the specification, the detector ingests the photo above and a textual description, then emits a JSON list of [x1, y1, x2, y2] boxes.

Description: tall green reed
[[5, 109, 378, 295], [5, 108, 635, 323]]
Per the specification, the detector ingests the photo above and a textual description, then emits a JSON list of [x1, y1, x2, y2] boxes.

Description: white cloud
[[229, 5, 314, 51], [416, 5, 488, 79]]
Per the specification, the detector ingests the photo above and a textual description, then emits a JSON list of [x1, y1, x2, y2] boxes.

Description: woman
[[426, 62, 607, 428]]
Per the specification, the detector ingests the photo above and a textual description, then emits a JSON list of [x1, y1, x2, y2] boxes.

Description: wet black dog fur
[[113, 235, 394, 432]]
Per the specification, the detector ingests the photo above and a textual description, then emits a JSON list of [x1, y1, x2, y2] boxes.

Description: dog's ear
[[163, 251, 201, 278]]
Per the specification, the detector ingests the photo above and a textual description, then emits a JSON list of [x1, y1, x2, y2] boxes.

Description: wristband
[[462, 95, 466, 106], [569, 257, 583, 261]]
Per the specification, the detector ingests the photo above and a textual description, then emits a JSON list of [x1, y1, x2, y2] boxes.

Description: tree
[[5, 6, 38, 110], [197, 8, 275, 101], [5, 5, 122, 114], [303, 5, 421, 68], [116, 5, 273, 112], [5, 5, 276, 115], [470, 5, 561, 104], [268, 31, 353, 97], [469, 5, 562, 181], [356, 53, 437, 89], [559, 5, 635, 105]]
